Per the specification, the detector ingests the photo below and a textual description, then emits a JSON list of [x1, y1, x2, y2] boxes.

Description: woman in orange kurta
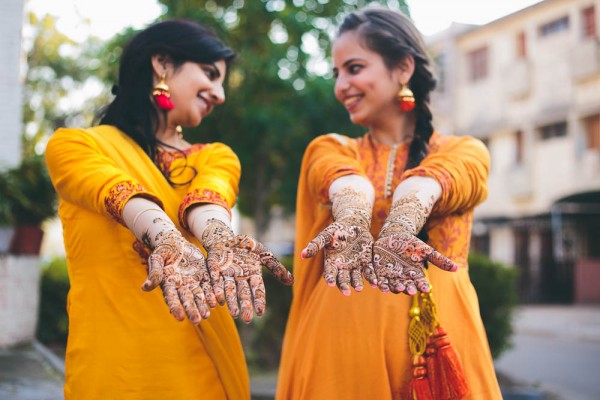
[[45, 20, 292, 400], [277, 8, 501, 400]]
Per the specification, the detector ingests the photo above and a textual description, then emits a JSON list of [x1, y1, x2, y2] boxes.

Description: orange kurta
[[276, 132, 501, 400], [45, 125, 249, 400]]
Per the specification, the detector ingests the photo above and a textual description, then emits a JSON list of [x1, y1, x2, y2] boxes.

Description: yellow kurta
[[276, 132, 501, 400], [45, 125, 249, 400]]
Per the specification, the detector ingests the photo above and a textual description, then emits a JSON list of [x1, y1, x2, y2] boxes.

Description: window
[[582, 6, 597, 38], [467, 46, 488, 82], [540, 16, 569, 37], [515, 130, 524, 163], [539, 121, 567, 140], [516, 31, 527, 58], [584, 114, 600, 150]]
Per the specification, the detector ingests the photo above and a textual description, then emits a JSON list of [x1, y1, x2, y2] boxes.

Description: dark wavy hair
[[99, 19, 236, 162], [337, 8, 437, 170]]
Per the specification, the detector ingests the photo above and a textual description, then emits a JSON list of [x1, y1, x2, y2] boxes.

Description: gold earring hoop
[[397, 84, 415, 112]]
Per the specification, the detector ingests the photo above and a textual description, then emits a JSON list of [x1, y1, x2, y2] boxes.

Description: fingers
[[206, 249, 233, 305], [322, 260, 338, 288], [337, 268, 351, 296], [162, 281, 184, 321], [350, 269, 363, 292], [192, 285, 211, 320], [377, 276, 390, 293], [237, 279, 253, 324], [249, 275, 266, 317], [301, 225, 335, 258], [413, 276, 430, 293], [427, 250, 459, 272], [388, 278, 406, 294], [143, 253, 164, 291], [252, 242, 294, 285], [223, 276, 239, 319], [178, 286, 201, 324], [360, 254, 377, 288]]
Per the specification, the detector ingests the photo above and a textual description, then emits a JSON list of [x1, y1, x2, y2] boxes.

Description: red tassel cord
[[429, 326, 469, 400], [410, 355, 434, 400]]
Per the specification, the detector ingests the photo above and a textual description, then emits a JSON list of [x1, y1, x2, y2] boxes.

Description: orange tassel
[[425, 338, 440, 399], [409, 355, 434, 400], [430, 326, 469, 400]]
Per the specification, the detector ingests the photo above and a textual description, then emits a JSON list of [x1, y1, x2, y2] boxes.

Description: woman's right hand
[[142, 229, 217, 325], [302, 186, 378, 295], [302, 219, 376, 295]]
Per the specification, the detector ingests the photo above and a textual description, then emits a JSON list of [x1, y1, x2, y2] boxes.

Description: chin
[[349, 114, 369, 127]]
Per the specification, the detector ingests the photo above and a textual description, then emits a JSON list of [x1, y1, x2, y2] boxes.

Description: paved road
[[1, 305, 598, 400], [494, 305, 600, 400]]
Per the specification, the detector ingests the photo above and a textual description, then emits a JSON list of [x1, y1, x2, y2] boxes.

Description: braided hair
[[338, 8, 437, 169]]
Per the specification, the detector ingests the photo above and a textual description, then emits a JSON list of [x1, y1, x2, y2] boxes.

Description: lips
[[343, 94, 362, 110], [197, 95, 213, 115]]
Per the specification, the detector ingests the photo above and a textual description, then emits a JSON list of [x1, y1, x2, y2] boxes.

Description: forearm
[[122, 197, 176, 248], [186, 204, 232, 244], [329, 174, 375, 205], [393, 176, 442, 211]]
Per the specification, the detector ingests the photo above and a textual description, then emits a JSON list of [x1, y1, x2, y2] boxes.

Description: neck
[[369, 113, 416, 146], [155, 124, 187, 150]]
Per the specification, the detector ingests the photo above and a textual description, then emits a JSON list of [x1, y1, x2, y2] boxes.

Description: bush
[[36, 257, 70, 345], [468, 252, 519, 359]]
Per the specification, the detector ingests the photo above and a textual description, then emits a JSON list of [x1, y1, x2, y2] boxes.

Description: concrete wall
[[0, 0, 24, 167], [0, 256, 41, 348]]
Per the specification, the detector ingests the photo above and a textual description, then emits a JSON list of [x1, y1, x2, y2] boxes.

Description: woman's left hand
[[202, 219, 294, 323]]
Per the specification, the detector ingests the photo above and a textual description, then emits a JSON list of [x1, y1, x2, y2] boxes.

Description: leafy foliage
[[468, 252, 519, 359], [1, 155, 57, 225], [36, 257, 70, 345], [153, 0, 408, 237]]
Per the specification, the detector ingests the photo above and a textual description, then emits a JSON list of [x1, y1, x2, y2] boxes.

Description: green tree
[[156, 0, 409, 238], [22, 13, 110, 157]]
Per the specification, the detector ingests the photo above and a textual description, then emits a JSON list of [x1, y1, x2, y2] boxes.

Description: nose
[[334, 73, 349, 98], [210, 84, 225, 105]]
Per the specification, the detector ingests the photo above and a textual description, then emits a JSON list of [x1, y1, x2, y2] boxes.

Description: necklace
[[384, 144, 399, 198]]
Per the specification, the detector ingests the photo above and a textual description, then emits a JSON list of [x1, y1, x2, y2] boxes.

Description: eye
[[202, 66, 218, 80], [332, 69, 339, 79], [348, 64, 363, 74]]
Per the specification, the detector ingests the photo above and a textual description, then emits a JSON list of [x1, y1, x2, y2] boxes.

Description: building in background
[[429, 0, 600, 303]]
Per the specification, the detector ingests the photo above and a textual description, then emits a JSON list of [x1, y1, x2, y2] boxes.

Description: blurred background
[[0, 0, 599, 399]]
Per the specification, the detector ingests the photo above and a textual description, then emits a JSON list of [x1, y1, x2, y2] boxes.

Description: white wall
[[0, 0, 24, 168]]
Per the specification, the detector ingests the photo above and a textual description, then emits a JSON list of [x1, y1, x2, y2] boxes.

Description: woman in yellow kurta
[[277, 8, 501, 400], [45, 20, 292, 400]]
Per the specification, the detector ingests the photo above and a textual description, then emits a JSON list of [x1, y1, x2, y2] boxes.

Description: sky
[[26, 0, 543, 41]]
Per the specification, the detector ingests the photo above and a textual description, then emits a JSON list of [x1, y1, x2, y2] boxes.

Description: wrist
[[200, 218, 235, 249], [382, 192, 430, 236], [331, 187, 373, 229]]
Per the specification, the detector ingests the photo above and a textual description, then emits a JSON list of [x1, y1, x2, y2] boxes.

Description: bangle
[[132, 208, 164, 232]]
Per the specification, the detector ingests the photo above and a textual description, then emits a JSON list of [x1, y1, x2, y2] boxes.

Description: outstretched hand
[[202, 219, 294, 323], [302, 220, 377, 295], [302, 186, 377, 295], [142, 229, 216, 325], [373, 192, 458, 295]]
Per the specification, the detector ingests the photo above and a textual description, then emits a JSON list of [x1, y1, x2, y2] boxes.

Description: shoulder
[[429, 132, 489, 156], [307, 133, 357, 151]]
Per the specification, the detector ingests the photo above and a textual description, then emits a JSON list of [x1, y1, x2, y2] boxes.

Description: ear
[[393, 54, 415, 86], [151, 54, 171, 78]]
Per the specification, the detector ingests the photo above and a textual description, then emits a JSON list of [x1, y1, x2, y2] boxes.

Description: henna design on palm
[[202, 220, 294, 323], [373, 193, 458, 295], [143, 230, 216, 325], [302, 187, 377, 295]]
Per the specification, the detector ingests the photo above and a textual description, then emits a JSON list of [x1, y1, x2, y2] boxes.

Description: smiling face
[[332, 31, 405, 127], [158, 59, 227, 128]]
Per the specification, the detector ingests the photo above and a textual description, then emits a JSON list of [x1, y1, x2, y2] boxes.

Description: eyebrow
[[205, 62, 222, 78], [333, 57, 366, 71]]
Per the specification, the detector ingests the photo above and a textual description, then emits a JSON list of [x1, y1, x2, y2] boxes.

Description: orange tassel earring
[[153, 73, 174, 110], [397, 84, 416, 112]]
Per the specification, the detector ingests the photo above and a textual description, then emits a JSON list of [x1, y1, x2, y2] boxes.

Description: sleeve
[[304, 133, 367, 204], [402, 135, 490, 215], [45, 128, 163, 225], [178, 142, 241, 229]]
